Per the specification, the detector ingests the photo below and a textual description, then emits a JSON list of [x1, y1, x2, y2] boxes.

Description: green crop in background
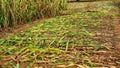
[[0, 0, 67, 28]]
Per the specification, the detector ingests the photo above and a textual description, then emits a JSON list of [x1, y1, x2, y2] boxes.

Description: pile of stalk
[[0, 0, 67, 28]]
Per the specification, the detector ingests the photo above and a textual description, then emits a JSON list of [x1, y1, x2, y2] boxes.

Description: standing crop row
[[0, 0, 67, 28]]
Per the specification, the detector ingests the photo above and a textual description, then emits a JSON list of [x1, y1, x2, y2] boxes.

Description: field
[[0, 1, 120, 68]]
